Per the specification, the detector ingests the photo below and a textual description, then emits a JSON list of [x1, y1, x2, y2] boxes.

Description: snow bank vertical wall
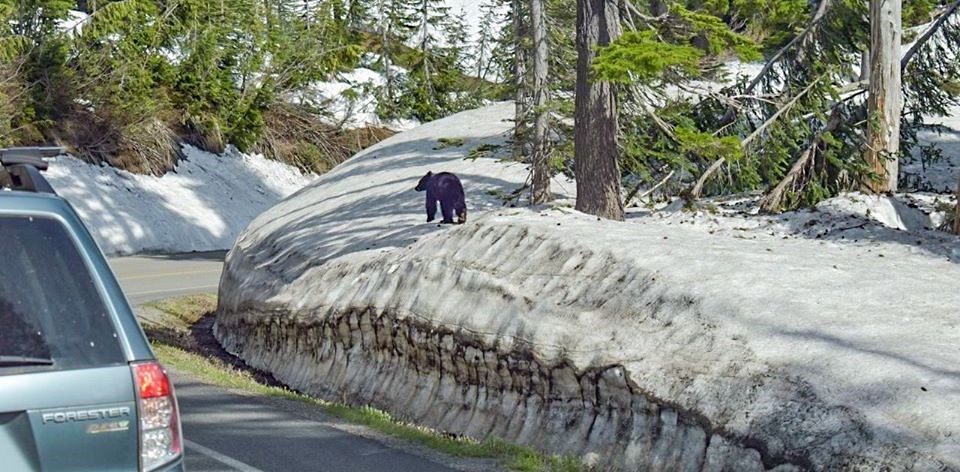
[[217, 214, 953, 471], [216, 221, 805, 472], [46, 146, 313, 255]]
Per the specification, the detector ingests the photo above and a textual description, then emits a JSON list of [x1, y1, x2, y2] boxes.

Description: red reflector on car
[[134, 362, 171, 398]]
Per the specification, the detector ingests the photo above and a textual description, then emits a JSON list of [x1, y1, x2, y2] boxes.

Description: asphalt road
[[110, 251, 226, 305], [109, 252, 463, 472]]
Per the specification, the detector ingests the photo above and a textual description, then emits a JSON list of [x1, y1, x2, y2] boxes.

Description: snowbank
[[46, 145, 314, 255], [217, 103, 960, 470]]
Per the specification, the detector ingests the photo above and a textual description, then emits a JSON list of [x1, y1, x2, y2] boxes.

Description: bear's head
[[414, 171, 433, 192]]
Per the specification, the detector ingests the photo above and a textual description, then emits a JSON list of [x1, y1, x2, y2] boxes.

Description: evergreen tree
[[383, 0, 474, 121], [409, 0, 451, 108], [501, 0, 530, 160], [7, 0, 74, 127], [444, 8, 470, 72], [374, 0, 418, 116], [473, 0, 503, 81]]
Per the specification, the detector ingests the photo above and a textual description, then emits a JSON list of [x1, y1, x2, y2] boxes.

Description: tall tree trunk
[[512, 0, 528, 161], [574, 0, 623, 220], [382, 29, 393, 102], [864, 0, 903, 193], [954, 176, 960, 235], [530, 0, 551, 204], [380, 0, 393, 104]]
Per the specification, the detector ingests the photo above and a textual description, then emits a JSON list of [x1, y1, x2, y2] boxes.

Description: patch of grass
[[150, 296, 585, 472], [466, 143, 501, 160], [145, 293, 217, 328], [486, 185, 529, 205], [434, 137, 465, 150]]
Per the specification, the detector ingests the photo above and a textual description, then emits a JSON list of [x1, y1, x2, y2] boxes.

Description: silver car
[[0, 148, 184, 471]]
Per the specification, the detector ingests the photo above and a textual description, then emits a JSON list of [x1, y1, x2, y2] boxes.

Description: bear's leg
[[425, 196, 437, 223], [440, 200, 455, 224], [455, 200, 467, 224]]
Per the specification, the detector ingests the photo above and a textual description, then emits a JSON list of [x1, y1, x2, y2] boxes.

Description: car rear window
[[0, 215, 124, 374]]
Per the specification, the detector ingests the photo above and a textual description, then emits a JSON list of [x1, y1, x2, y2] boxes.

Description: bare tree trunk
[[512, 0, 528, 161], [530, 0, 551, 204], [382, 29, 393, 102], [379, 0, 392, 104], [574, 0, 623, 220], [864, 0, 903, 193], [954, 176, 960, 235]]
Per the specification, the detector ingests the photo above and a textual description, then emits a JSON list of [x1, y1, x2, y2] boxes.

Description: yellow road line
[[119, 269, 222, 281]]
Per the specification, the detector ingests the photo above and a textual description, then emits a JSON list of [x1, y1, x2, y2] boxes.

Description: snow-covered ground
[[46, 145, 314, 255], [219, 103, 960, 469], [628, 189, 959, 264], [907, 113, 960, 192]]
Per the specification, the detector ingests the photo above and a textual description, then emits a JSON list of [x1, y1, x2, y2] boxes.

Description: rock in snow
[[46, 145, 314, 255], [217, 103, 960, 470]]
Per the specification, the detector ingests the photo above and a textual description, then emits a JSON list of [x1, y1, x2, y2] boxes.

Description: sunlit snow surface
[[45, 146, 314, 255]]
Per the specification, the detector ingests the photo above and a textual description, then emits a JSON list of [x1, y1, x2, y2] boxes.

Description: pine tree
[[8, 0, 74, 124], [444, 8, 470, 72], [509, 0, 530, 161], [375, 0, 417, 116], [386, 0, 473, 121], [412, 0, 451, 99], [473, 0, 502, 81], [345, 0, 372, 29]]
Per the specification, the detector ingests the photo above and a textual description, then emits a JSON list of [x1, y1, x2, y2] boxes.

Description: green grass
[[434, 137, 466, 150], [466, 143, 501, 161], [145, 293, 217, 328], [150, 296, 584, 472]]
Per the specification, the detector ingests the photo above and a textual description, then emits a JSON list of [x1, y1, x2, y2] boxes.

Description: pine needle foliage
[[0, 0, 482, 174]]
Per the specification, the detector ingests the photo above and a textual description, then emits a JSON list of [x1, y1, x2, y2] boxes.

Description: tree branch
[[741, 0, 833, 98], [758, 107, 844, 213], [625, 169, 674, 207], [686, 77, 823, 200], [901, 0, 960, 71]]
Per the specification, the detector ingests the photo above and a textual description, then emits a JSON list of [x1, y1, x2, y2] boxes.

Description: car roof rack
[[0, 147, 63, 195]]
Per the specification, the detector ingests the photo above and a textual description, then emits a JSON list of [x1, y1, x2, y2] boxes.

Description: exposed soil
[[144, 312, 286, 389]]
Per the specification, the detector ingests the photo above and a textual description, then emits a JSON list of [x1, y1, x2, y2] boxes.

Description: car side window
[[0, 215, 124, 374]]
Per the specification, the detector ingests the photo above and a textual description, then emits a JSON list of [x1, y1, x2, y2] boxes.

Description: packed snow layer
[[46, 145, 314, 255], [218, 103, 960, 470]]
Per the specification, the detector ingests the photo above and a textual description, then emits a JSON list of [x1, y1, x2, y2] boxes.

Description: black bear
[[415, 171, 467, 224]]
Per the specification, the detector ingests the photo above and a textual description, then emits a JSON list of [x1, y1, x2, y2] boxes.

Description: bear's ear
[[426, 171, 433, 176]]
